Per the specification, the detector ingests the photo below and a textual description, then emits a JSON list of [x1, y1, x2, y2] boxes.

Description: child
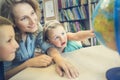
[[43, 20, 94, 53], [0, 16, 19, 80]]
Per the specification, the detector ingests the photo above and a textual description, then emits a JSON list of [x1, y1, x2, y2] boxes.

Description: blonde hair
[[43, 20, 64, 41], [0, 0, 41, 42], [0, 16, 13, 27]]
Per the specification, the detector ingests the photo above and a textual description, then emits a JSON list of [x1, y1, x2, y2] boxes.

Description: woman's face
[[13, 3, 38, 33], [48, 26, 67, 49], [0, 25, 19, 61]]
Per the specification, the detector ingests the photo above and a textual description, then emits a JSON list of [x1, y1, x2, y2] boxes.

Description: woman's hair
[[1, 0, 41, 23], [0, 0, 41, 42], [0, 16, 14, 27], [43, 20, 64, 41]]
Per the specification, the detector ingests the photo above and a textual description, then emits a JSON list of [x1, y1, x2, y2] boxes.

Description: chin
[[7, 54, 15, 61]]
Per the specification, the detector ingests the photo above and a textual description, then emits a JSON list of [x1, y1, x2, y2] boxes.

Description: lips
[[61, 42, 66, 46]]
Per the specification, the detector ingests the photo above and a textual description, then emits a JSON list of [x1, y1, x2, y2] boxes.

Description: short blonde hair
[[43, 20, 64, 41], [0, 16, 13, 27]]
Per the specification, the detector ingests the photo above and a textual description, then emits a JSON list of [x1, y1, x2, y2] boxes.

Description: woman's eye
[[31, 11, 35, 15], [20, 17, 26, 21]]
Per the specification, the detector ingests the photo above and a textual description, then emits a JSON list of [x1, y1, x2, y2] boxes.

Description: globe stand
[[106, 67, 120, 80]]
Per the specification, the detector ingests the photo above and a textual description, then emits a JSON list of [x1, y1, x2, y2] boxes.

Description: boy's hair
[[43, 20, 64, 41], [0, 16, 13, 27]]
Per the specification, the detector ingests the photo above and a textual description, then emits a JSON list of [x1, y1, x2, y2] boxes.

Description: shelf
[[60, 18, 87, 23]]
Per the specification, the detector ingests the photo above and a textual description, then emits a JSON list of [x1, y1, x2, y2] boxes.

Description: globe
[[92, 0, 120, 53], [92, 1, 120, 79]]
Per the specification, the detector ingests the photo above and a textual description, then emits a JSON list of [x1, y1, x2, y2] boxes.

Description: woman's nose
[[29, 17, 35, 25]]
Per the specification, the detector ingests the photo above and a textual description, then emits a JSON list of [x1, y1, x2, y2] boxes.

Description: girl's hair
[[0, 16, 14, 27], [0, 0, 41, 42], [43, 20, 64, 41]]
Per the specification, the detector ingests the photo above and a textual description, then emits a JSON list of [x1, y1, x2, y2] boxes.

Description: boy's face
[[0, 25, 19, 61], [48, 26, 67, 49]]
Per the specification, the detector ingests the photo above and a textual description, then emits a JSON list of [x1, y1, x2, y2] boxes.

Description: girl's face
[[48, 26, 67, 49], [0, 25, 19, 61], [13, 3, 38, 34]]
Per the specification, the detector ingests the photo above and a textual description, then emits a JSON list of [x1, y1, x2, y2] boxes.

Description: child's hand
[[77, 30, 95, 41], [25, 54, 53, 67], [67, 30, 95, 41], [85, 30, 95, 38], [55, 59, 79, 79]]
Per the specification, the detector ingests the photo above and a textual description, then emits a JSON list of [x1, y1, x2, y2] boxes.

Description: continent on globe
[[92, 0, 117, 51]]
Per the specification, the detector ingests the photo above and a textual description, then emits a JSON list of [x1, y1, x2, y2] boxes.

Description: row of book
[[90, 0, 99, 3], [58, 0, 99, 9], [59, 6, 88, 22], [90, 2, 98, 15], [62, 21, 87, 32]]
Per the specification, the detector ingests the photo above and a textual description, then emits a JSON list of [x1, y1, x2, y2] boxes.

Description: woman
[[0, 0, 81, 79]]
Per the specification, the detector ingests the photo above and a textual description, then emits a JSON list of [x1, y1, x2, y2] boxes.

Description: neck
[[57, 47, 65, 53], [21, 33, 27, 41]]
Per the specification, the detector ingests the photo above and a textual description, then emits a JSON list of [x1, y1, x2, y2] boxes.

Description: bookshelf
[[58, 0, 88, 32], [57, 0, 99, 46], [41, 0, 99, 46], [38, 0, 44, 25]]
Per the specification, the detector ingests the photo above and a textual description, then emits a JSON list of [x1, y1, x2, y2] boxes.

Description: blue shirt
[[4, 32, 51, 71], [0, 62, 4, 80]]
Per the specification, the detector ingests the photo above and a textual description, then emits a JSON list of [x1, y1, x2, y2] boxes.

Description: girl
[[44, 20, 94, 53]]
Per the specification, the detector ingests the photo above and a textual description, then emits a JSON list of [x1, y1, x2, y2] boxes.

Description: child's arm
[[5, 54, 52, 80], [67, 30, 95, 41], [47, 48, 79, 79]]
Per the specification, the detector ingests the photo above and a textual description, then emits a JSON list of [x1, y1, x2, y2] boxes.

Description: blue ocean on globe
[[92, 0, 120, 53]]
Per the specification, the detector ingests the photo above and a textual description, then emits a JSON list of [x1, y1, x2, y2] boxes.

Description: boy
[[0, 16, 19, 80]]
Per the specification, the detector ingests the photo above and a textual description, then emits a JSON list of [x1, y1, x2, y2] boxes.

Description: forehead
[[49, 25, 64, 31], [48, 26, 65, 36], [13, 2, 33, 18], [0, 25, 14, 38]]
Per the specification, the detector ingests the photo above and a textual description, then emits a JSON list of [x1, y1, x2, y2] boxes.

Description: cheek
[[17, 22, 27, 31], [53, 41, 61, 47], [33, 14, 38, 24], [35, 15, 38, 21], [0, 46, 15, 61], [64, 35, 67, 41], [0, 46, 11, 54]]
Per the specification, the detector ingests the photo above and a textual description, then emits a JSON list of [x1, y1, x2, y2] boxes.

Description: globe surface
[[92, 0, 120, 53]]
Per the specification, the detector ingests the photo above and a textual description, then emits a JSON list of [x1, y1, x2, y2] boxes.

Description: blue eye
[[31, 11, 35, 15], [55, 36, 59, 40], [21, 17, 26, 21]]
